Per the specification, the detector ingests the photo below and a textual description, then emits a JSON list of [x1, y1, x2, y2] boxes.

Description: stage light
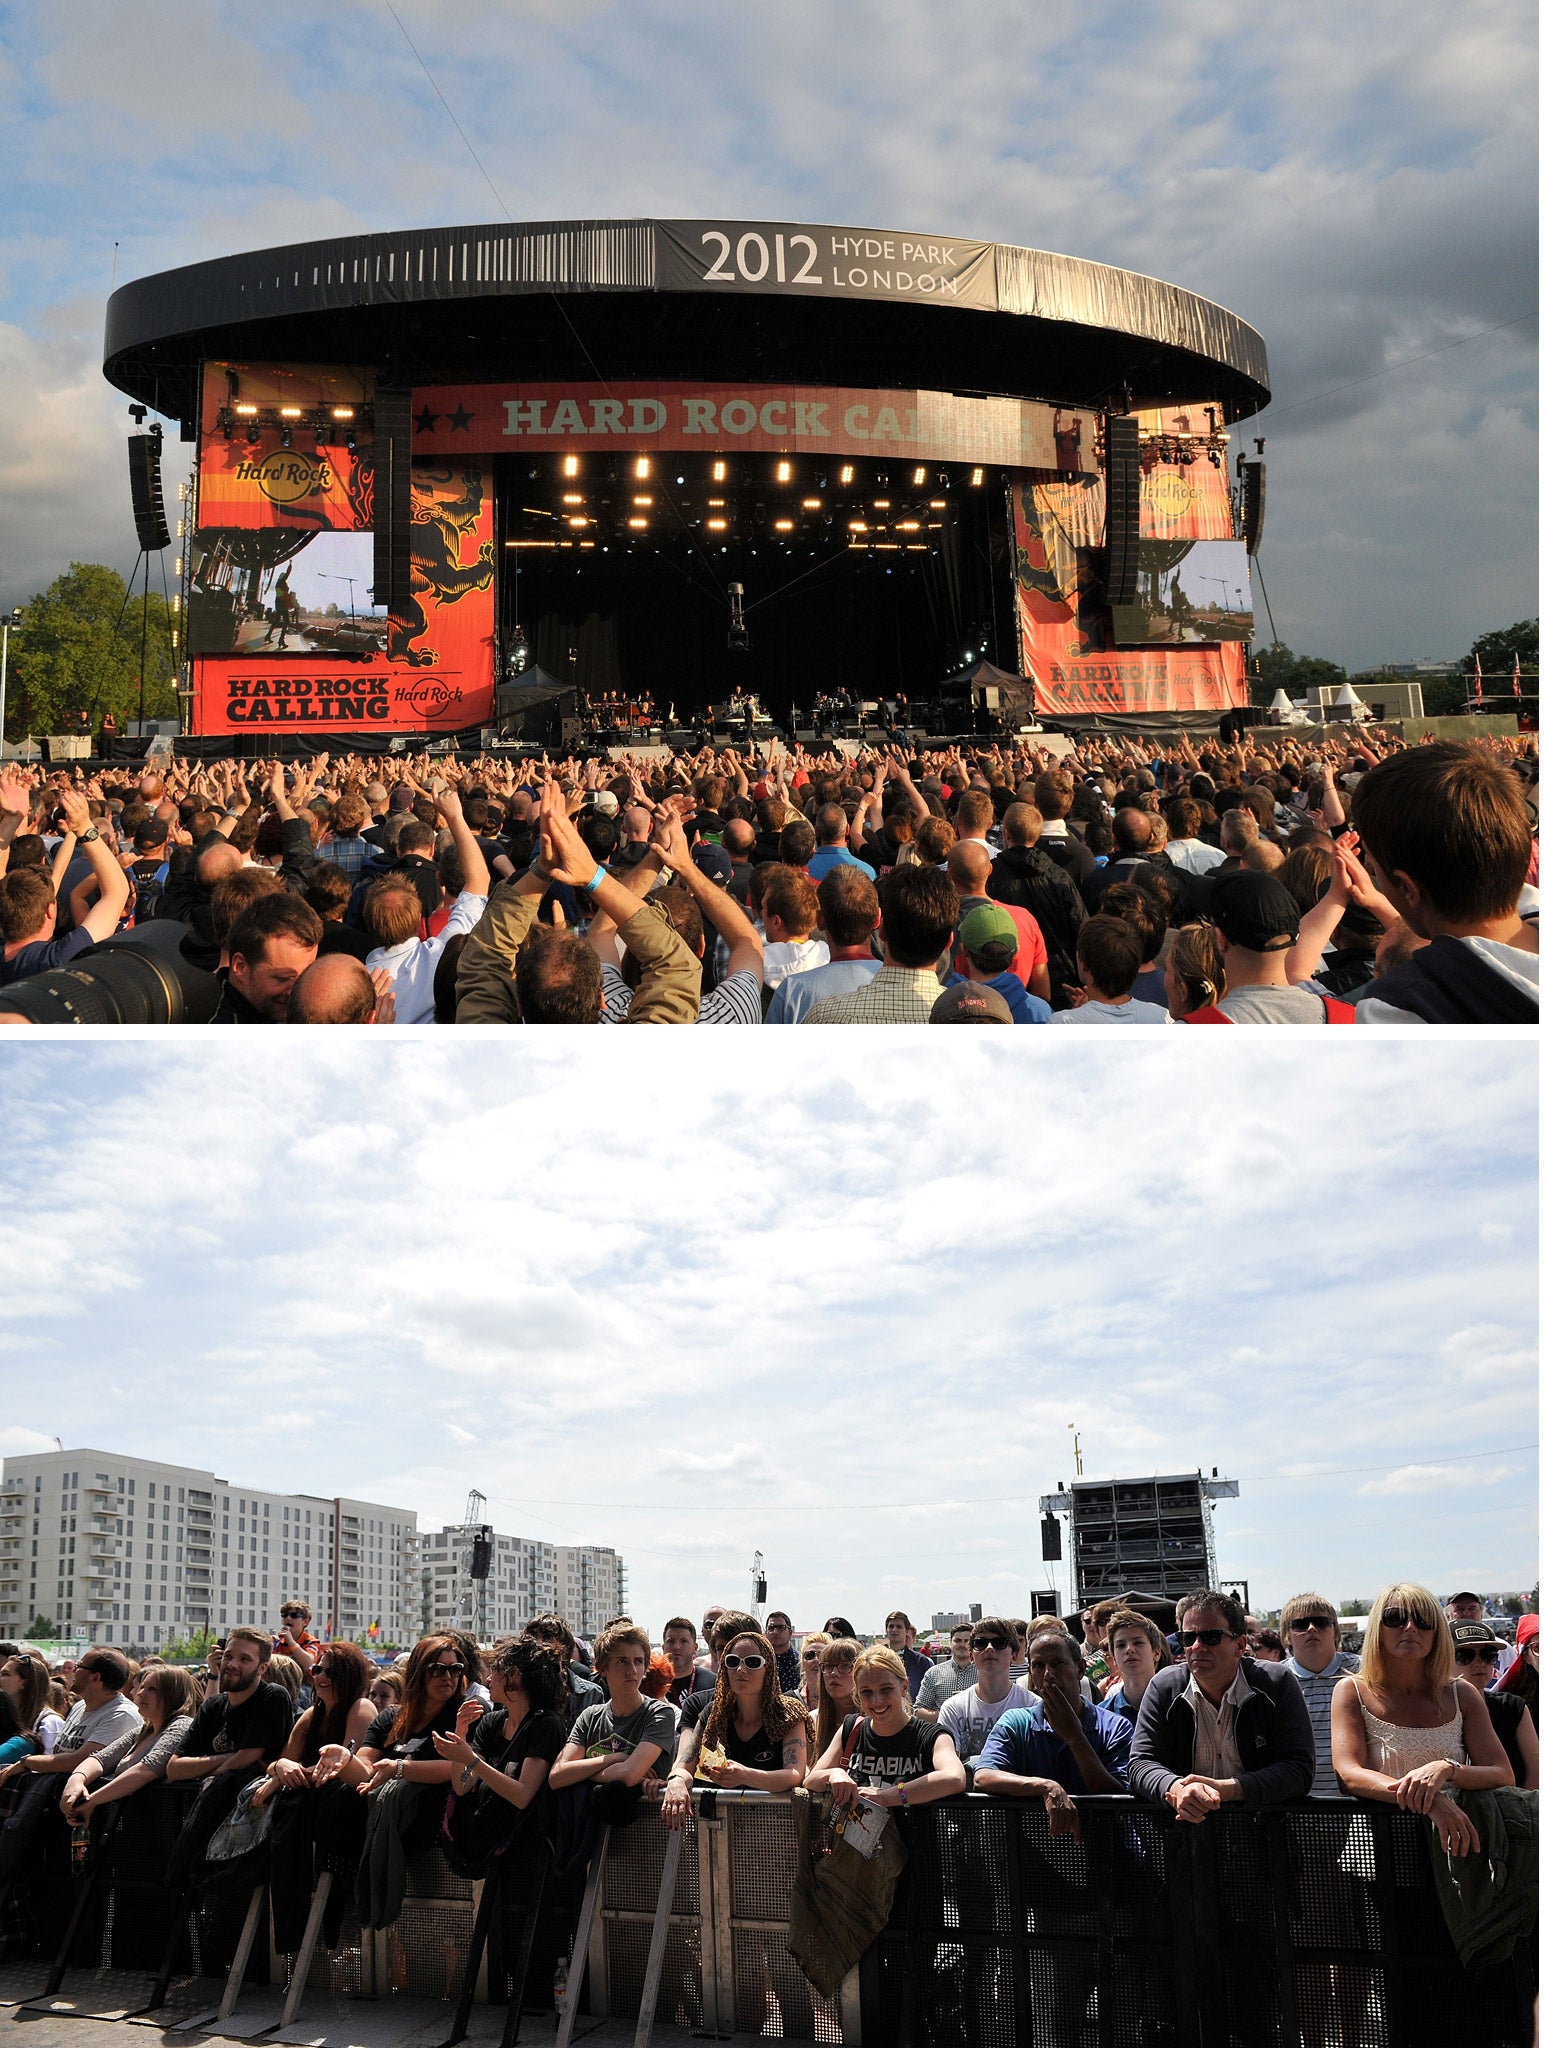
[[331, 406, 355, 421], [774, 519, 794, 531], [280, 425, 293, 449], [929, 499, 946, 509], [563, 492, 583, 504], [912, 467, 927, 486], [634, 457, 650, 479], [245, 424, 261, 444], [345, 429, 356, 452], [568, 516, 589, 528], [939, 471, 950, 488], [707, 497, 726, 507], [279, 406, 302, 419], [233, 403, 259, 417], [802, 498, 822, 509], [839, 464, 855, 485], [633, 494, 653, 506], [897, 520, 920, 531], [706, 518, 728, 531], [775, 460, 792, 482], [849, 520, 868, 532], [712, 460, 727, 482], [872, 499, 890, 510], [628, 516, 648, 528], [563, 455, 580, 477], [970, 467, 984, 486]]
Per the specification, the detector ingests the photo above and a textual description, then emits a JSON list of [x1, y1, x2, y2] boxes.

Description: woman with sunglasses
[[662, 1630, 811, 1829], [433, 1638, 569, 1866], [1330, 1583, 1514, 1857], [255, 1641, 376, 1806], [254, 1642, 377, 1956], [797, 1632, 832, 1713], [1451, 1621, 1537, 1791], [813, 1638, 860, 1760]]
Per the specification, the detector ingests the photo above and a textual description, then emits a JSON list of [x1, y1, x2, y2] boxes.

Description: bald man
[[947, 841, 1051, 1004], [723, 816, 757, 906], [160, 836, 245, 970], [287, 953, 390, 1023]]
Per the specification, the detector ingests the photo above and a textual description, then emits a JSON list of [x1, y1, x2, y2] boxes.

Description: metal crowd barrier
[[573, 1791, 1536, 2048]]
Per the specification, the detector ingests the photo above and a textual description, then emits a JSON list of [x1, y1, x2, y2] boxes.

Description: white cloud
[[0, 1428, 58, 1455], [1438, 1325, 1539, 1383], [1359, 1463, 1515, 1497]]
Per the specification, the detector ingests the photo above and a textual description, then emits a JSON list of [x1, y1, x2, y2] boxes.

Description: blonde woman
[[266, 1654, 306, 1708], [807, 1645, 964, 1811], [661, 1629, 810, 1829], [59, 1666, 202, 1822], [798, 1631, 832, 1712], [1331, 1583, 1513, 1857], [1167, 923, 1228, 1022]]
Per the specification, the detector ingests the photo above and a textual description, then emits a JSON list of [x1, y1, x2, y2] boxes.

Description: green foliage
[[24, 1613, 58, 1639], [4, 562, 178, 741], [158, 1627, 217, 1664], [1461, 618, 1538, 677], [1250, 642, 1348, 708], [1338, 1599, 1371, 1618]]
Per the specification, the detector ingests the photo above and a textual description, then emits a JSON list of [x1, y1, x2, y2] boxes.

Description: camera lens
[[0, 922, 222, 1025]]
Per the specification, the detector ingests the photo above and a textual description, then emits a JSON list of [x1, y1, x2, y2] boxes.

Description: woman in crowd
[[59, 1666, 201, 1821], [1331, 1583, 1513, 1857], [807, 1645, 965, 1810], [0, 1691, 39, 1770], [662, 1629, 811, 1829], [433, 1637, 570, 1859], [0, 1654, 57, 1762], [266, 1654, 306, 1709], [1099, 1609, 1168, 1728], [1248, 1628, 1288, 1664], [255, 1641, 376, 1954], [813, 1638, 860, 1760], [1451, 1620, 1538, 1791], [798, 1631, 831, 1712], [1166, 923, 1229, 1022], [370, 1668, 404, 1716]]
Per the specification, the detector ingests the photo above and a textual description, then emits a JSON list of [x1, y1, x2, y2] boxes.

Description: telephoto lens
[[0, 920, 223, 1024]]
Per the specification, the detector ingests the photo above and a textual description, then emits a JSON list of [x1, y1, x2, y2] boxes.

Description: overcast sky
[[0, 0, 1536, 672], [3, 1038, 1535, 1628]]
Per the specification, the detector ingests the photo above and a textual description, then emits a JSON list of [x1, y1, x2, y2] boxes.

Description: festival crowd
[[0, 1584, 1535, 2011], [0, 728, 1536, 1024]]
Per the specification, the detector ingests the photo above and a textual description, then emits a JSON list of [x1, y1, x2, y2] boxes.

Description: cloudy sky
[[0, 0, 1536, 672], [2, 1037, 1536, 1627]]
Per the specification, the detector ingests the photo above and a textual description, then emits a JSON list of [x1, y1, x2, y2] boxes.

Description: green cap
[[958, 902, 1019, 966]]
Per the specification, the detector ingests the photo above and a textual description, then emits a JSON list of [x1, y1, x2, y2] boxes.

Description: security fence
[[8, 1785, 1535, 2046]]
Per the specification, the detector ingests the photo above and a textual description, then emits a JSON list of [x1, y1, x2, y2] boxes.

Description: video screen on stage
[[187, 529, 387, 657], [1109, 538, 1253, 646]]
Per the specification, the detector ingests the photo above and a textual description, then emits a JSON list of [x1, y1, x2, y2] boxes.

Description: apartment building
[[555, 1544, 626, 1640], [419, 1529, 628, 1643], [0, 1449, 418, 1650]]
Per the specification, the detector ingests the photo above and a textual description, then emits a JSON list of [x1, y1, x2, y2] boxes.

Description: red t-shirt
[[952, 902, 1047, 990]]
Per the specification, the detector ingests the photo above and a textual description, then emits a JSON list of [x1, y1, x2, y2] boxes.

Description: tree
[[1462, 619, 1539, 678], [158, 1626, 216, 1664], [4, 562, 178, 742], [24, 1613, 58, 1639], [1250, 642, 1348, 708]]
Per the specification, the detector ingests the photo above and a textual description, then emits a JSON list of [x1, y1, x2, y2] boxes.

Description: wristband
[[583, 864, 606, 895], [897, 1782, 909, 1807]]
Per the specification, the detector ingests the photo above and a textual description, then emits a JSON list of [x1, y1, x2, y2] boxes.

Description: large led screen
[[1111, 539, 1254, 646], [188, 529, 387, 657]]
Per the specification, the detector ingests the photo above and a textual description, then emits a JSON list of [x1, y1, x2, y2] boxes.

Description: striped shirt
[[1286, 1650, 1360, 1796], [600, 964, 763, 1025]]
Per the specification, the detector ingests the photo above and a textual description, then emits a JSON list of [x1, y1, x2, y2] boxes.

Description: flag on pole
[[1514, 654, 1523, 702], [1474, 655, 1484, 708]]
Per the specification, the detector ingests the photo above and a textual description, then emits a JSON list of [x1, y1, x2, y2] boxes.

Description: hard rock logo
[[233, 453, 334, 504]]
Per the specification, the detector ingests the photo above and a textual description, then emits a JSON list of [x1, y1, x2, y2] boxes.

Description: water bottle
[[70, 1821, 90, 1870]]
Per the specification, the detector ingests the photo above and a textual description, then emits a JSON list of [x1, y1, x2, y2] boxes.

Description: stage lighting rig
[[727, 582, 750, 652]]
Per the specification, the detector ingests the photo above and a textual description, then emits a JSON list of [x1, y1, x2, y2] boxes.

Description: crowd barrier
[[11, 1786, 1536, 2046]]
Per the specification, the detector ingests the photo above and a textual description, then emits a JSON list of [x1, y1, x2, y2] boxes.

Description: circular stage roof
[[104, 217, 1269, 432]]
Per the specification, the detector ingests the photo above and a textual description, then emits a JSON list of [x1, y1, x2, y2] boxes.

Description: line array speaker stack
[[127, 431, 171, 553], [1240, 459, 1266, 556], [1104, 413, 1141, 608], [373, 386, 415, 616]]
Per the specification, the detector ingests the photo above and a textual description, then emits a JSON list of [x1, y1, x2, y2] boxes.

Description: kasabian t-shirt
[[839, 1713, 950, 1786]]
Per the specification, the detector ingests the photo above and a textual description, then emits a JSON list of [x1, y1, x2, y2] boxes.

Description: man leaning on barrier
[[1128, 1587, 1315, 1817], [974, 1628, 1129, 1833]]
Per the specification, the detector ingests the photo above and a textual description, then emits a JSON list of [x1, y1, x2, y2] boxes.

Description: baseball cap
[[1448, 1591, 1484, 1605], [1210, 871, 1301, 951], [957, 902, 1019, 967], [1450, 1620, 1499, 1648], [930, 983, 1013, 1024], [692, 843, 735, 888], [589, 791, 620, 816]]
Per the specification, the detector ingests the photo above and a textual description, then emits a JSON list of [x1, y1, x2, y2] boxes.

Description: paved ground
[[0, 1973, 756, 2048]]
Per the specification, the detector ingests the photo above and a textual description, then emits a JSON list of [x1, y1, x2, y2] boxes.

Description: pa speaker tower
[[127, 430, 171, 553], [1104, 413, 1141, 608], [373, 386, 415, 617], [1240, 459, 1266, 556]]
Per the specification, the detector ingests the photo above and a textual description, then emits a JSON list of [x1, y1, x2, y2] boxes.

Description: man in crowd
[[1210, 872, 1345, 1024], [988, 802, 1086, 1006], [764, 1612, 801, 1695], [944, 902, 1051, 1022], [915, 1622, 980, 1721], [974, 1628, 1130, 1813], [884, 1611, 932, 1700], [0, 788, 131, 986], [1446, 1592, 1515, 1679], [363, 784, 489, 1023], [661, 1617, 716, 1706], [1050, 913, 1171, 1024], [805, 866, 955, 1023], [1279, 1593, 1360, 1797], [935, 1618, 1030, 1766], [211, 893, 323, 1022], [765, 867, 881, 1023], [807, 805, 875, 883], [1128, 1588, 1314, 1817], [165, 1625, 294, 1881], [0, 1647, 141, 1786]]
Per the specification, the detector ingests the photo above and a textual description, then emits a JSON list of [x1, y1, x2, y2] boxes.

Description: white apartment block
[[0, 1449, 417, 1651], [556, 1544, 626, 1640], [420, 1529, 627, 1644]]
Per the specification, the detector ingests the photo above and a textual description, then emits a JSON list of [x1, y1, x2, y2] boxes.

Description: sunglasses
[[722, 1654, 766, 1670], [1178, 1629, 1235, 1649], [1380, 1612, 1434, 1631], [1289, 1617, 1335, 1633], [972, 1636, 1012, 1651], [1455, 1647, 1500, 1665], [312, 1662, 334, 1678], [802, 1649, 823, 1661], [281, 1609, 305, 1618], [430, 1661, 466, 1676]]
